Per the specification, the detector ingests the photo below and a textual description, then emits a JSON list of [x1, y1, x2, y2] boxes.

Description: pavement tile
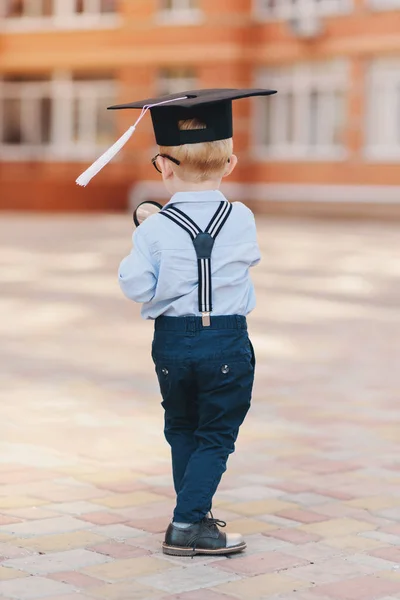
[[0, 576, 76, 599], [311, 503, 367, 519], [38, 595, 96, 600], [368, 547, 400, 564], [42, 503, 108, 516], [27, 486, 107, 504], [123, 517, 169, 534], [0, 516, 23, 526], [1, 509, 61, 521], [299, 518, 376, 537], [47, 571, 104, 589], [86, 524, 145, 540], [270, 482, 311, 494], [345, 553, 399, 571], [4, 549, 111, 575], [281, 493, 336, 507], [78, 512, 129, 526], [311, 489, 356, 501], [88, 542, 151, 559], [224, 519, 275, 535], [157, 553, 228, 568], [376, 508, 400, 521], [362, 532, 400, 545], [282, 542, 346, 562], [74, 471, 142, 486], [214, 572, 311, 599], [138, 565, 240, 594], [379, 571, 400, 582], [160, 591, 238, 600], [89, 580, 163, 599], [95, 492, 170, 509], [323, 535, 386, 552], [0, 543, 36, 560], [265, 529, 322, 545], [125, 533, 165, 553], [258, 514, 303, 528], [309, 575, 400, 600], [0, 517, 92, 538], [285, 557, 383, 585], [95, 481, 150, 494], [212, 551, 310, 575], [0, 567, 29, 581], [82, 556, 174, 582], [268, 593, 334, 600], [0, 497, 47, 510], [0, 470, 57, 486], [11, 531, 107, 553], [381, 525, 400, 536], [221, 499, 299, 517], [118, 501, 173, 520], [346, 497, 400, 511], [216, 486, 284, 501], [277, 509, 329, 524]]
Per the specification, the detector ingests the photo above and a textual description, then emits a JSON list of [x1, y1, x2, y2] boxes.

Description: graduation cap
[[76, 88, 277, 187]]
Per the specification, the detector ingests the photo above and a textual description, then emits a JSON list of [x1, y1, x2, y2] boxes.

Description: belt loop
[[186, 316, 196, 333]]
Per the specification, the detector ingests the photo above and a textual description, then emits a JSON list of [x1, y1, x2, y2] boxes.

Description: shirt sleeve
[[118, 228, 158, 303], [248, 211, 261, 268]]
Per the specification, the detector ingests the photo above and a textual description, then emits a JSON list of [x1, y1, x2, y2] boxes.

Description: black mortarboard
[[108, 88, 277, 147], [76, 88, 277, 186]]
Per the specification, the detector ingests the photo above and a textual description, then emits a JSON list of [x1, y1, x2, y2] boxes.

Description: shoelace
[[204, 511, 226, 529], [191, 512, 226, 555]]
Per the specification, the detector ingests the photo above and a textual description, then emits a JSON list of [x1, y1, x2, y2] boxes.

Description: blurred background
[[1, 0, 400, 217], [0, 5, 399, 597]]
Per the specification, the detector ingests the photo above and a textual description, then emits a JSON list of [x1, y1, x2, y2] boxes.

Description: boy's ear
[[223, 154, 238, 178], [159, 156, 175, 180]]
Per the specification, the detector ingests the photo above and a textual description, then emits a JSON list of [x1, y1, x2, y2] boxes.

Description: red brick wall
[[1, 0, 400, 212]]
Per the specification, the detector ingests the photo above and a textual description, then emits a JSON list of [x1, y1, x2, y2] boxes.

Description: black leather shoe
[[163, 516, 246, 556]]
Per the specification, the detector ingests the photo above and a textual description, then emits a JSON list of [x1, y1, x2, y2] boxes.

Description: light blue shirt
[[118, 190, 261, 319]]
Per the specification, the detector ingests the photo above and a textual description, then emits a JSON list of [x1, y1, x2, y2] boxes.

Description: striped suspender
[[160, 201, 232, 326]]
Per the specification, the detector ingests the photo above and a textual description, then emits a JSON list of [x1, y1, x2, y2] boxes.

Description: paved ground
[[0, 213, 399, 600]]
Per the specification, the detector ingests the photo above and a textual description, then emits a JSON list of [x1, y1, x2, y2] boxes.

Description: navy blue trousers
[[152, 315, 255, 524]]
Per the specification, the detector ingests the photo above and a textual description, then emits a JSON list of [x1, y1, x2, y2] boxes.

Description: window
[[0, 74, 116, 160], [256, 61, 348, 159], [3, 0, 52, 17], [1, 0, 118, 29], [255, 0, 351, 19], [369, 0, 400, 10], [158, 0, 201, 23], [72, 0, 117, 15], [366, 60, 400, 160], [158, 68, 197, 95]]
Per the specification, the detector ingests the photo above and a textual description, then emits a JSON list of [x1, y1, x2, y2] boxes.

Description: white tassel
[[76, 125, 136, 187], [76, 96, 188, 186]]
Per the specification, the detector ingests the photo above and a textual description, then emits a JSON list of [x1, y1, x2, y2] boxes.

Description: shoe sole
[[162, 541, 246, 557]]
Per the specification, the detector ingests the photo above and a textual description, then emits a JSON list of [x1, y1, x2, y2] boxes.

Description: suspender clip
[[202, 312, 211, 327]]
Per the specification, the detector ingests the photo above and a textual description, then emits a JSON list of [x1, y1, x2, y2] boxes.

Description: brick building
[[1, 0, 400, 215]]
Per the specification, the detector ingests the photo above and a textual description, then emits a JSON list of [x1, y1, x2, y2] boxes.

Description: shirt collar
[[165, 190, 226, 207]]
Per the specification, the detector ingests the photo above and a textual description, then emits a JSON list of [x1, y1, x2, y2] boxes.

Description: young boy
[[77, 89, 276, 556]]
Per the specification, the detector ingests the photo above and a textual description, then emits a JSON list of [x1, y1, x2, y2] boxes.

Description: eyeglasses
[[151, 153, 181, 174]]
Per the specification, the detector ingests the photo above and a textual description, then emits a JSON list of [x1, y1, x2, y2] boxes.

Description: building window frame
[[253, 0, 353, 21], [0, 0, 120, 32], [254, 61, 349, 161], [368, 0, 400, 11], [157, 67, 197, 95], [157, 0, 203, 25], [366, 59, 400, 162], [0, 72, 117, 162]]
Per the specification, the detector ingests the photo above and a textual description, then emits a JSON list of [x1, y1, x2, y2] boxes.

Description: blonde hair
[[159, 118, 233, 183]]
